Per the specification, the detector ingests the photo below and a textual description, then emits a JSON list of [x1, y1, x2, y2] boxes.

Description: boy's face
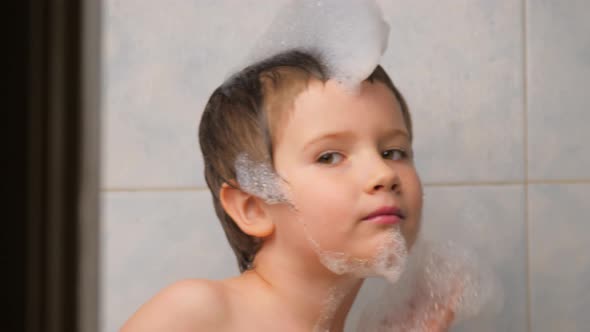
[[270, 78, 423, 270]]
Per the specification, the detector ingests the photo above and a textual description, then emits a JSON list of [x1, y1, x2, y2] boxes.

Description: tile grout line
[[99, 179, 590, 192], [523, 0, 532, 331], [528, 179, 590, 184]]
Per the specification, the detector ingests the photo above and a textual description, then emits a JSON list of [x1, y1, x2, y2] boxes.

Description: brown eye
[[382, 149, 408, 161], [317, 152, 344, 165]]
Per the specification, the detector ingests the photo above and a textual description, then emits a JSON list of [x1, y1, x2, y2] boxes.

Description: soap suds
[[356, 238, 504, 331], [234, 153, 290, 204], [242, 0, 390, 92], [306, 225, 408, 284]]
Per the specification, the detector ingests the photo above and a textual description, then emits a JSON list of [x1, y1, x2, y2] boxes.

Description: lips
[[362, 206, 406, 225]]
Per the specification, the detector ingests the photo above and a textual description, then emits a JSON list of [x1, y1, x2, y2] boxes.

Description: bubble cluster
[[418, 240, 498, 321], [244, 0, 390, 91], [234, 153, 289, 204], [313, 282, 357, 332], [297, 219, 409, 331], [311, 226, 408, 284], [356, 238, 504, 331]]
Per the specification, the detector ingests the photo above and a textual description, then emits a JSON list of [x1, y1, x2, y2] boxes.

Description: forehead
[[261, 68, 314, 140], [285, 79, 407, 141]]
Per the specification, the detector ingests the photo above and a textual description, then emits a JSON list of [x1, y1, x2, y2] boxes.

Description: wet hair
[[198, 50, 413, 272]]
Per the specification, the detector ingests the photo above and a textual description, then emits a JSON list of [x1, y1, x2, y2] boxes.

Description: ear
[[219, 182, 275, 238]]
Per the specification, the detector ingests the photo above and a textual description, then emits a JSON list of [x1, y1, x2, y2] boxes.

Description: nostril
[[373, 184, 400, 192]]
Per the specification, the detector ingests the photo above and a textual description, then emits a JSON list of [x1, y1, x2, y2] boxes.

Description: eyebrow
[[303, 128, 409, 151]]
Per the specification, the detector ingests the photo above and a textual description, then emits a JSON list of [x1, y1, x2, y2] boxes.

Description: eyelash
[[316, 149, 409, 165], [382, 149, 409, 161]]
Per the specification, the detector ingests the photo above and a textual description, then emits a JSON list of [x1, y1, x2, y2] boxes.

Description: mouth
[[362, 206, 406, 225]]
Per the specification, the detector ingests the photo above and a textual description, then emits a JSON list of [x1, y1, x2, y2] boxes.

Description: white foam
[[245, 0, 390, 91], [356, 238, 504, 331], [302, 219, 408, 284], [313, 282, 357, 332], [234, 153, 290, 204], [303, 223, 407, 331]]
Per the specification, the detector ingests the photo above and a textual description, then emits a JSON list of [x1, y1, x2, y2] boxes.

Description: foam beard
[[303, 220, 408, 284]]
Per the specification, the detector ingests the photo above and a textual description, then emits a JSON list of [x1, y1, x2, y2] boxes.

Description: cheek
[[291, 174, 355, 218], [401, 171, 423, 249], [286, 181, 358, 248], [269, 207, 309, 249]]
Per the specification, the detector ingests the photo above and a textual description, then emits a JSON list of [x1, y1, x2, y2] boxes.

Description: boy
[[121, 51, 456, 331]]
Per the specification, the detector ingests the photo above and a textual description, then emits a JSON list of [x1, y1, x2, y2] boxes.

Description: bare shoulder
[[120, 279, 230, 332]]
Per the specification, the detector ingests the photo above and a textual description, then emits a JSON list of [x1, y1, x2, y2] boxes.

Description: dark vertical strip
[[27, 0, 49, 330], [5, 2, 31, 331], [26, 0, 99, 331]]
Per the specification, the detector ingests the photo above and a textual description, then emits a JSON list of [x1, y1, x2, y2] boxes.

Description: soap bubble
[[356, 238, 504, 331], [308, 225, 408, 284], [234, 153, 290, 205], [243, 0, 390, 92]]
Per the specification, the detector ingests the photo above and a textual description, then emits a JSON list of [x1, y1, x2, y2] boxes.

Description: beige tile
[[529, 184, 590, 332], [102, 0, 287, 188], [527, 0, 590, 180], [378, 0, 525, 183], [100, 190, 238, 332]]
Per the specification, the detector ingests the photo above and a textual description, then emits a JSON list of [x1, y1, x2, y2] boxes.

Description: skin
[[121, 79, 455, 332], [269, 79, 423, 259]]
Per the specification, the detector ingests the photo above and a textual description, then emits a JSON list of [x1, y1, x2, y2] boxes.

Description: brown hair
[[198, 50, 413, 272]]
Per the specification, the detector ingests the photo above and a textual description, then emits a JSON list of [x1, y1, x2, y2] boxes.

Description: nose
[[364, 156, 401, 194]]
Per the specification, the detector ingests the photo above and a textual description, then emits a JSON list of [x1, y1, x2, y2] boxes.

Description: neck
[[247, 238, 364, 331]]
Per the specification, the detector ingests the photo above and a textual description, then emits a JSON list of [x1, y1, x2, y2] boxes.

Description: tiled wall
[[101, 1, 590, 331]]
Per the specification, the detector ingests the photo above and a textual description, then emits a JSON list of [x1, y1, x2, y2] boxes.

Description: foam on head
[[245, 0, 389, 92]]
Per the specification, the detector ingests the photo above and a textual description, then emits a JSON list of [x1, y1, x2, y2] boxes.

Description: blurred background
[[101, 0, 590, 331]]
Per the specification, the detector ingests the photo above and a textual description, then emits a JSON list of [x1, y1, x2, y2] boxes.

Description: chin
[[351, 227, 405, 260]]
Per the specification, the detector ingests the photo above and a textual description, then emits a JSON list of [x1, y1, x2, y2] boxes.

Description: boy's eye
[[317, 152, 344, 165], [382, 149, 408, 161]]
